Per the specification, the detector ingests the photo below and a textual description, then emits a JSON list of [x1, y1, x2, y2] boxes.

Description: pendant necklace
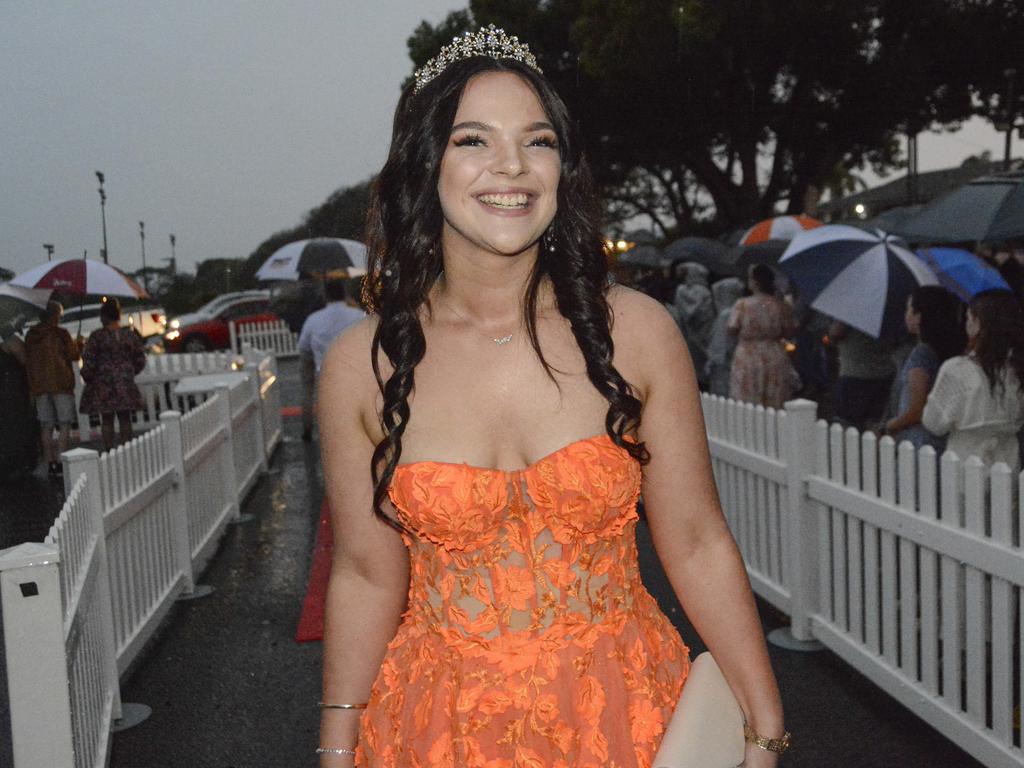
[[440, 297, 518, 346]]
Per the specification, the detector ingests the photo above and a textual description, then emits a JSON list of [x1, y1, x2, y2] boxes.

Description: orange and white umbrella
[[11, 258, 148, 298], [740, 214, 822, 246]]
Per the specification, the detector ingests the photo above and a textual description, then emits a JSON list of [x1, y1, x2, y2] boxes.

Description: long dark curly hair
[[910, 285, 965, 364], [968, 289, 1024, 397], [362, 55, 648, 524]]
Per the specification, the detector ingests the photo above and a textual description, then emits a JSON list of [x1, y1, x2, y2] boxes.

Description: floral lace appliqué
[[360, 434, 689, 768]]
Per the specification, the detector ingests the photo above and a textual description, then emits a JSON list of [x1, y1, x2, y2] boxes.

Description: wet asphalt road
[[4, 359, 984, 767]]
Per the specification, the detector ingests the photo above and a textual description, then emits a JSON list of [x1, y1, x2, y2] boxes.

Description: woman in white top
[[922, 290, 1024, 470]]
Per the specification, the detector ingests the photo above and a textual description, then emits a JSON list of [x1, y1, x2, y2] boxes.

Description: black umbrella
[[893, 172, 1024, 244], [618, 245, 663, 268], [662, 236, 736, 274], [727, 239, 789, 276]]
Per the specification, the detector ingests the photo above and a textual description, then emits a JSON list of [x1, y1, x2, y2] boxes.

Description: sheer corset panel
[[388, 434, 645, 644], [363, 433, 690, 767]]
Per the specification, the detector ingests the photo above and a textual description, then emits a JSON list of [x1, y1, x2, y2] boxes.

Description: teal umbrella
[[894, 172, 1024, 243]]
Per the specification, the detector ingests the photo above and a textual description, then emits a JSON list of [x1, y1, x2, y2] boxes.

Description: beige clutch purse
[[653, 652, 746, 768]]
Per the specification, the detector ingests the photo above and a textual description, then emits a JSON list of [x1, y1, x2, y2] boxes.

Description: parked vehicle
[[24, 302, 167, 342], [163, 290, 276, 352]]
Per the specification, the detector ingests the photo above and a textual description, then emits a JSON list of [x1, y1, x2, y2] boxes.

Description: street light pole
[[95, 171, 109, 264], [42, 243, 54, 261], [139, 221, 148, 294], [169, 234, 177, 275], [1005, 70, 1016, 171]]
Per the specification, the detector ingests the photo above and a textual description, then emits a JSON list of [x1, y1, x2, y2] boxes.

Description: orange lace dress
[[356, 434, 690, 768]]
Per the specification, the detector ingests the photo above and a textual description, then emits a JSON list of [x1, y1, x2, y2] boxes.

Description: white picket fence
[[0, 349, 283, 768], [229, 318, 299, 358], [703, 395, 1024, 768]]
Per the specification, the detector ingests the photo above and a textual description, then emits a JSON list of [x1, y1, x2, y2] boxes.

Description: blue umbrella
[[914, 247, 1011, 302]]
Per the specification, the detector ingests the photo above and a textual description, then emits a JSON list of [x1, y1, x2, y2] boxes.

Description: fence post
[[229, 319, 238, 354], [771, 398, 824, 650], [0, 543, 75, 768], [160, 411, 196, 594], [216, 385, 241, 521], [63, 446, 123, 720], [245, 362, 269, 472]]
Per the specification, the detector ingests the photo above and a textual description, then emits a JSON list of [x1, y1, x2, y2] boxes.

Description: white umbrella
[[779, 225, 937, 338], [11, 258, 148, 298], [255, 238, 368, 281]]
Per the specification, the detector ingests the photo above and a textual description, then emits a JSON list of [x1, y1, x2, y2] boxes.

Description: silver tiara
[[413, 24, 542, 94]]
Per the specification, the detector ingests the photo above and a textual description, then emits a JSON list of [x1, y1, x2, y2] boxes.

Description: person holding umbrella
[[25, 300, 82, 476], [923, 289, 1024, 471], [78, 298, 147, 451]]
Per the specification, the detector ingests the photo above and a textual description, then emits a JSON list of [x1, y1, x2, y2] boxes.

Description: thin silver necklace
[[438, 296, 518, 346]]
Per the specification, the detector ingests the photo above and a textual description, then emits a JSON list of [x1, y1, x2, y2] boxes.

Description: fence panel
[[178, 394, 236, 574], [807, 432, 1024, 767], [242, 344, 283, 457], [48, 463, 119, 768], [98, 425, 186, 674], [231, 319, 298, 358], [228, 372, 265, 500], [701, 394, 791, 613]]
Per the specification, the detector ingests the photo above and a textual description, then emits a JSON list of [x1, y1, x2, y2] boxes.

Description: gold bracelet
[[743, 723, 792, 754], [319, 701, 368, 710]]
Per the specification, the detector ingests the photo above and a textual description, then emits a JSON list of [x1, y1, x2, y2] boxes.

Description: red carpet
[[295, 500, 332, 642]]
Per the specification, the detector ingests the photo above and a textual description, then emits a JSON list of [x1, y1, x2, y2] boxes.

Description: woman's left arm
[[615, 290, 785, 761], [885, 367, 930, 434]]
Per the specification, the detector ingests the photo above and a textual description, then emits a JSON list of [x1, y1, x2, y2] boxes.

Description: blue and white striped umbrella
[[779, 225, 938, 339]]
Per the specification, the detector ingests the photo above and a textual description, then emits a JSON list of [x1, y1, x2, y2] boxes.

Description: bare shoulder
[[606, 284, 691, 397], [607, 284, 685, 352], [320, 315, 382, 380], [318, 316, 385, 430]]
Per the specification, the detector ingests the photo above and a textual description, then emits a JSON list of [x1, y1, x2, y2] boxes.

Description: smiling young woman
[[315, 26, 787, 768]]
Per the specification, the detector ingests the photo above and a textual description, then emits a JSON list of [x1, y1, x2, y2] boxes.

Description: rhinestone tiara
[[413, 24, 542, 94]]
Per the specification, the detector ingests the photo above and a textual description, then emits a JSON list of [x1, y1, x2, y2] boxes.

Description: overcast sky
[[0, 3, 1012, 277]]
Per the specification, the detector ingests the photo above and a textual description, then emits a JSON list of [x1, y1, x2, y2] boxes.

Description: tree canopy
[[408, 0, 1023, 236]]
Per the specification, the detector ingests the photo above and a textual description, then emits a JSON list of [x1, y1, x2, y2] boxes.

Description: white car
[[57, 303, 167, 340]]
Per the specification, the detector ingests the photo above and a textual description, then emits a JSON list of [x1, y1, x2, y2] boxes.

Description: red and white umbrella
[[11, 258, 148, 298], [740, 214, 822, 246]]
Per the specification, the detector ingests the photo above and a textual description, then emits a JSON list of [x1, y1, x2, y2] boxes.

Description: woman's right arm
[[317, 322, 410, 766]]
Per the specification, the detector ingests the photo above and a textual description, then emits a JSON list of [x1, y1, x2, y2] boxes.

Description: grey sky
[[0, 3, 1011, 278]]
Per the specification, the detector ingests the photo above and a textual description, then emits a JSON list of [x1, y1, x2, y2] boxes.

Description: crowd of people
[[626, 251, 1024, 470], [0, 297, 148, 478]]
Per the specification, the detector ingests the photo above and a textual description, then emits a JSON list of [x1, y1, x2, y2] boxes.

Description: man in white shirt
[[298, 278, 365, 439]]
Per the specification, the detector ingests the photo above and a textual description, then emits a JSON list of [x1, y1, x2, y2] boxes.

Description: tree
[[408, 0, 1024, 235]]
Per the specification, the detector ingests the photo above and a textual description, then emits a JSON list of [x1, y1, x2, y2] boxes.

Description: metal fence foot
[[767, 627, 824, 652], [112, 702, 152, 732]]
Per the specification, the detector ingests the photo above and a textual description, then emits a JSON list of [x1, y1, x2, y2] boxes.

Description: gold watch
[[743, 722, 792, 754]]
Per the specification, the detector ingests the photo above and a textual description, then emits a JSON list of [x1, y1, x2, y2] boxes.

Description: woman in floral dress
[[728, 264, 796, 408], [79, 298, 146, 451]]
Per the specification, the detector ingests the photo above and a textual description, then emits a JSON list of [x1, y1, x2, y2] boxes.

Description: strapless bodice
[[387, 433, 646, 643]]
